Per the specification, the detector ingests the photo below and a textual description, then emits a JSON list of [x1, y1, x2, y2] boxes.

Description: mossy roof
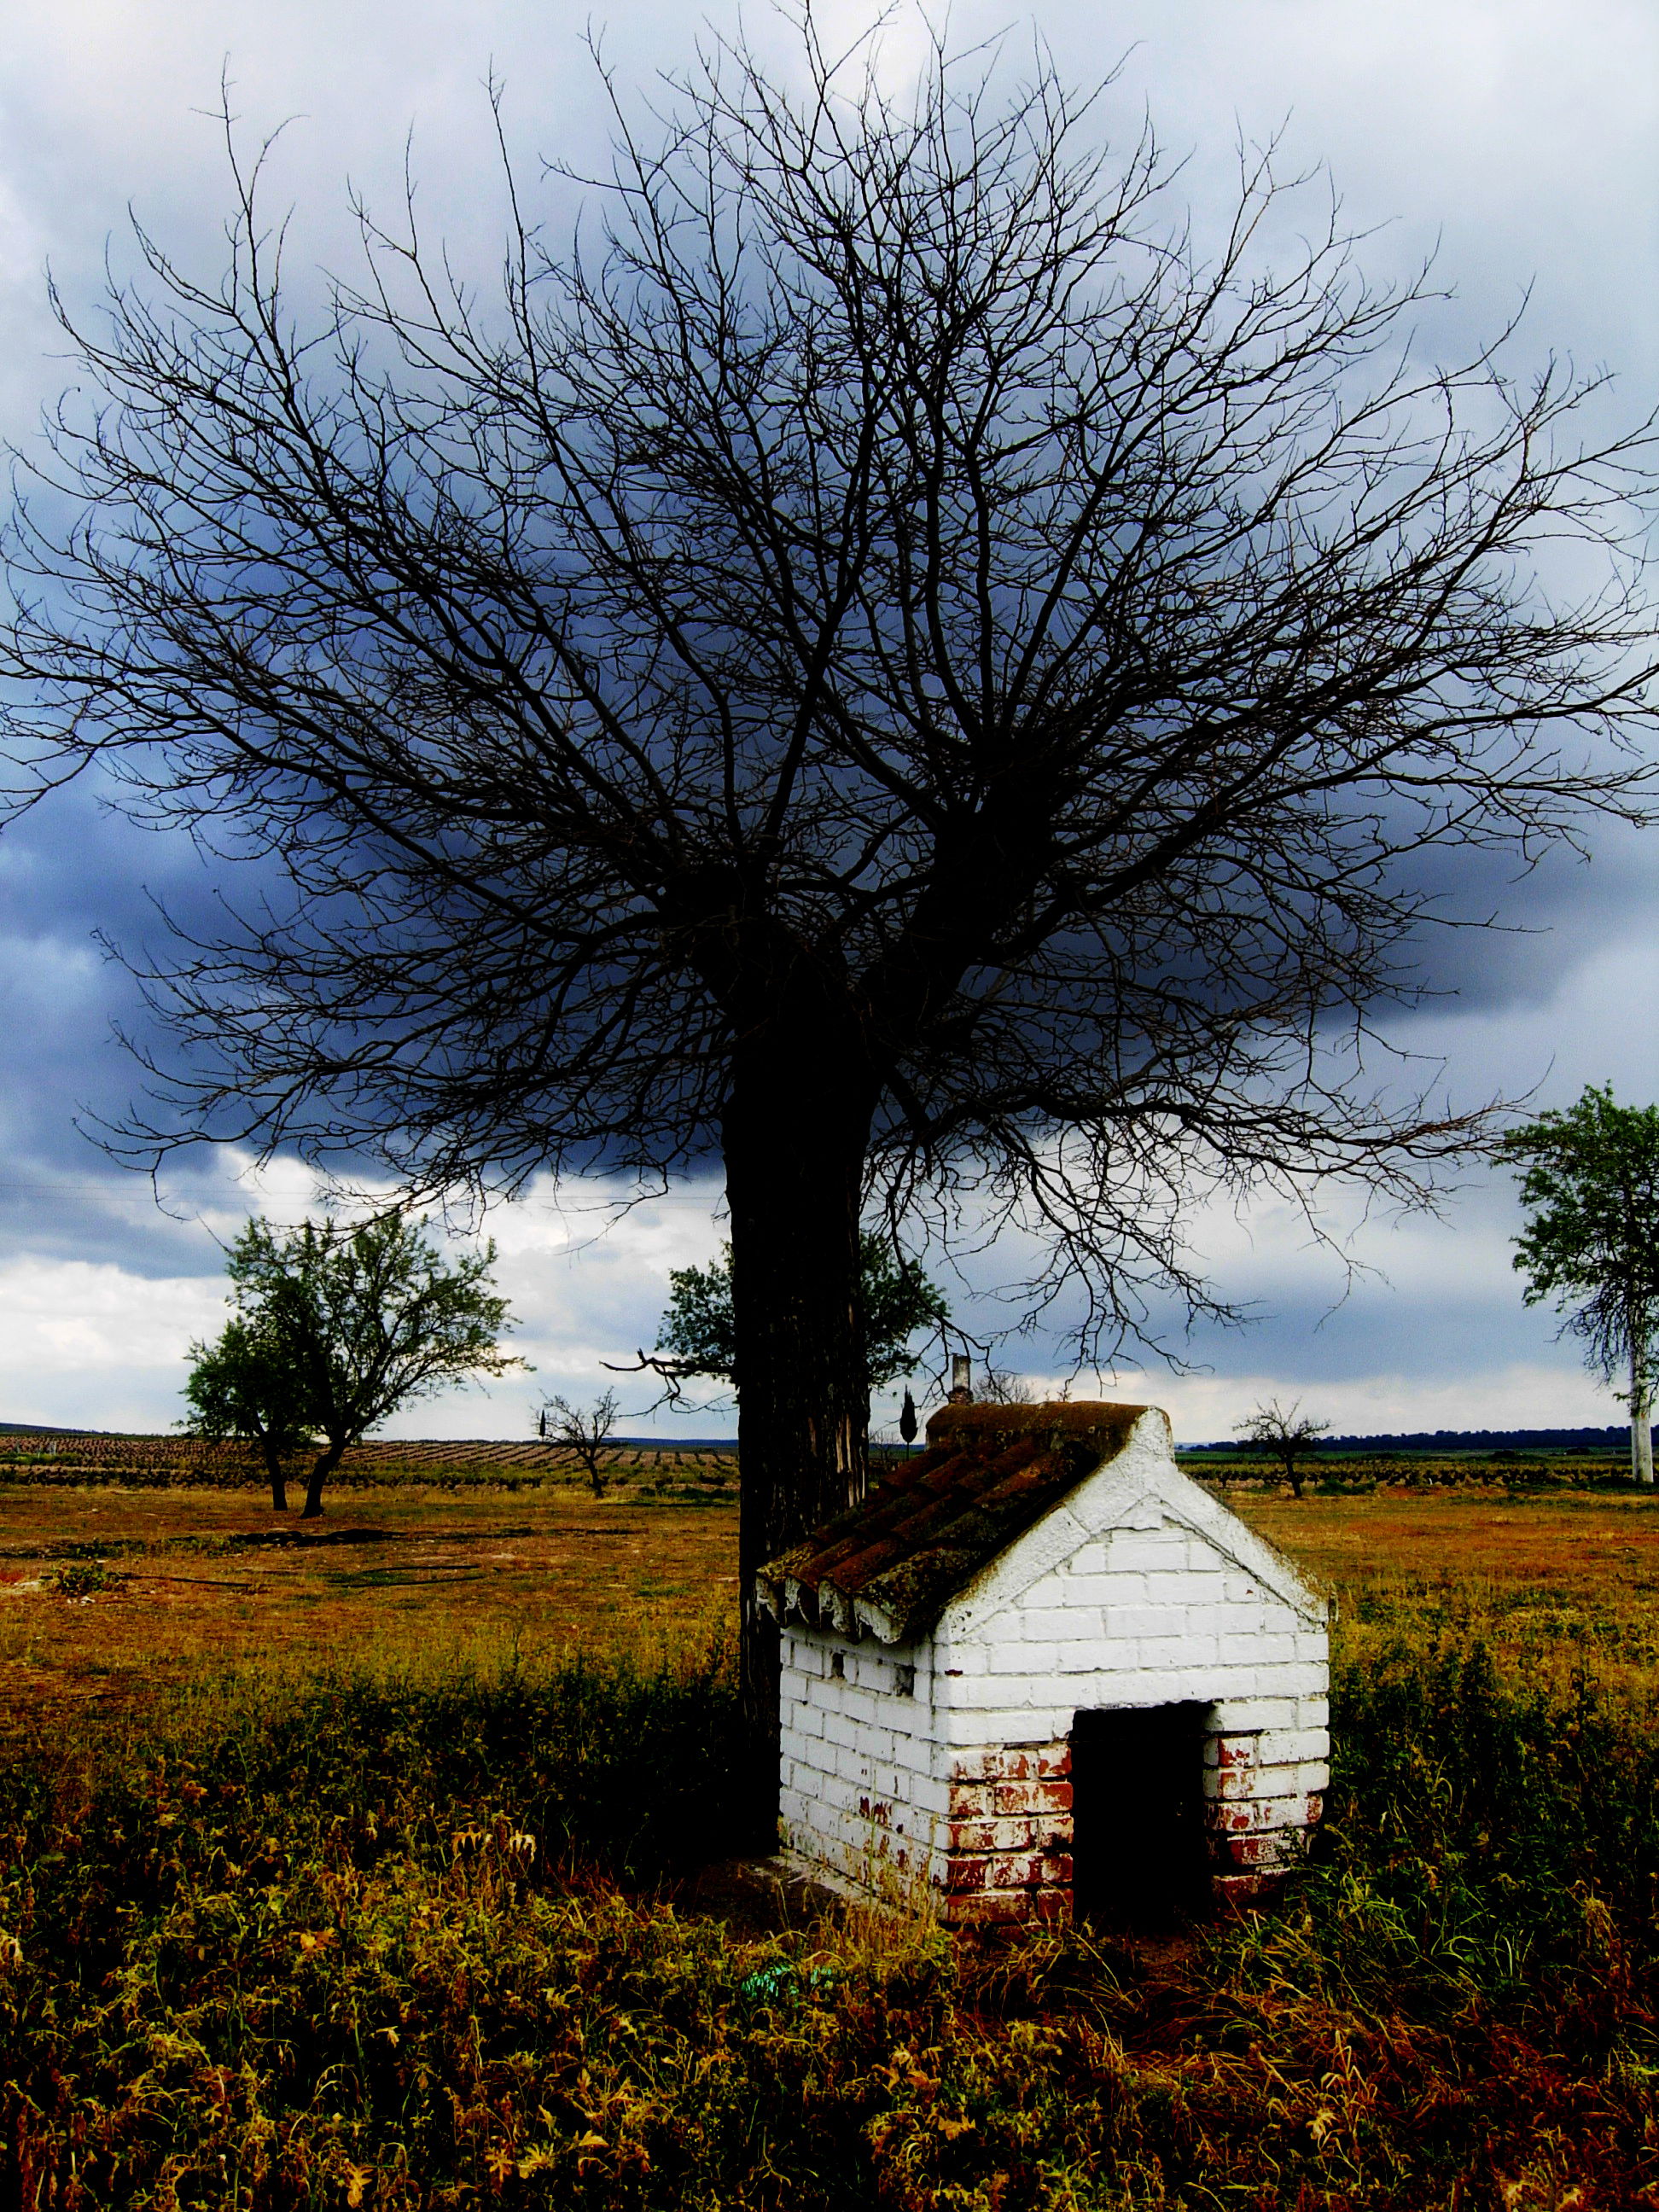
[[754, 1400, 1147, 1645]]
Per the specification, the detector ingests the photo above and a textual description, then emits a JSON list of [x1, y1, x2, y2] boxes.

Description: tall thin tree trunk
[[302, 1441, 346, 1518], [1633, 1342, 1655, 1487], [263, 1436, 288, 1512], [723, 1043, 874, 1848]]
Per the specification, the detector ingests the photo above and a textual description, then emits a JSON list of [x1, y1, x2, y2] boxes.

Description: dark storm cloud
[[0, 1, 1653, 1429]]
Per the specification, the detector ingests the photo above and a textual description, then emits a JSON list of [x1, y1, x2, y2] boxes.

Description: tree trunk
[[301, 1441, 346, 1518], [1632, 1345, 1655, 1487], [263, 1437, 288, 1512], [723, 1042, 875, 1848]]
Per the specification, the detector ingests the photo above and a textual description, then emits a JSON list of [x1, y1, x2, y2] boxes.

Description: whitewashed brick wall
[[778, 1630, 943, 1895], [777, 1410, 1330, 1922]]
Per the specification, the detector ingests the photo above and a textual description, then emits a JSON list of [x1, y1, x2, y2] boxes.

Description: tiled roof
[[754, 1401, 1146, 1645]]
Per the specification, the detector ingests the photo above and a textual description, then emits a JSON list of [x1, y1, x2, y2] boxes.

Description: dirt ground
[[8, 1472, 1659, 1732]]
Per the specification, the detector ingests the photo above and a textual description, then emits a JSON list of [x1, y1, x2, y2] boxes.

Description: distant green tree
[[219, 1214, 521, 1516], [181, 1315, 315, 1511], [1505, 1086, 1659, 1486], [1236, 1399, 1330, 1499], [647, 1237, 948, 1399]]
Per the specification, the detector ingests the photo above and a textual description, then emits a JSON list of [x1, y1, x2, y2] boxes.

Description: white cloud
[[1099, 1362, 1620, 1446], [0, 1256, 226, 1426]]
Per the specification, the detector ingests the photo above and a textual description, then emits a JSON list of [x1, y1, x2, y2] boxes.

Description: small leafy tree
[[1237, 1400, 1330, 1499], [539, 1389, 621, 1499], [1505, 1086, 1659, 1485], [638, 1237, 948, 1398], [181, 1316, 315, 1511], [224, 1214, 521, 1516]]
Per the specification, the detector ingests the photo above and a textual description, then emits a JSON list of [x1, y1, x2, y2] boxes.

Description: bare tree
[[1236, 1400, 1332, 1499], [539, 1389, 621, 1499], [979, 1367, 1039, 1406], [3, 20, 1657, 1786]]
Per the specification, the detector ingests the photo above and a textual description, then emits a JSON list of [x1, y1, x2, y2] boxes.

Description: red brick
[[944, 1820, 998, 1854], [1029, 1888, 1074, 1924], [945, 1889, 1040, 1927]]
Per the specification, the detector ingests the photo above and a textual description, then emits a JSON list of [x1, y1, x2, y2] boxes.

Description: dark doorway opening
[[1071, 1703, 1211, 1927]]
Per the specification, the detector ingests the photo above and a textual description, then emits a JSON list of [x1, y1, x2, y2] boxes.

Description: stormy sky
[[0, 1, 1655, 1441]]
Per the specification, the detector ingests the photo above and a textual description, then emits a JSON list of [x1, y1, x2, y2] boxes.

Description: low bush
[[3, 1639, 1656, 2206]]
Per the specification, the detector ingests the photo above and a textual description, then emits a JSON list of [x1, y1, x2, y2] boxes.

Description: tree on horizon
[[1506, 1086, 1659, 1487]]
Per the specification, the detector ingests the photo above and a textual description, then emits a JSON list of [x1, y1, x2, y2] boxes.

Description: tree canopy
[[1505, 1086, 1659, 1485], [181, 1314, 316, 1512], [649, 1237, 949, 1396], [207, 1214, 521, 1515]]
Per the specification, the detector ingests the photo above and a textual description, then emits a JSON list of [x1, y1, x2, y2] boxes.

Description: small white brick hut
[[755, 1400, 1329, 1925]]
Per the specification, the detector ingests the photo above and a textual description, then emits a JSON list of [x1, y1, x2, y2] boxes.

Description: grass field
[[0, 1476, 740, 1731], [7, 1459, 1658, 1716], [5, 1463, 1659, 2207]]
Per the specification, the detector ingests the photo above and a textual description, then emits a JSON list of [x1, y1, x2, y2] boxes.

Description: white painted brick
[[1249, 1633, 1299, 1666], [1107, 1605, 1183, 1640], [834, 1743, 874, 1786], [969, 1708, 1065, 1743], [1218, 1600, 1268, 1631], [1211, 1696, 1296, 1732], [780, 1463, 1329, 1917], [822, 1710, 860, 1753], [1252, 1725, 1326, 1764], [1054, 1573, 1121, 1613], [1067, 1543, 1111, 1577], [946, 1669, 1028, 1711], [1217, 1633, 1267, 1665], [1107, 1533, 1187, 1572], [1023, 1607, 1086, 1642], [1181, 1598, 1231, 1633], [1237, 1764, 1307, 1805]]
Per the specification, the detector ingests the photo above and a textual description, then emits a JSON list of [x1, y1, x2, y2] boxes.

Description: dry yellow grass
[[1233, 1481, 1659, 1700], [9, 1468, 1659, 1729], [0, 1476, 739, 1728]]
